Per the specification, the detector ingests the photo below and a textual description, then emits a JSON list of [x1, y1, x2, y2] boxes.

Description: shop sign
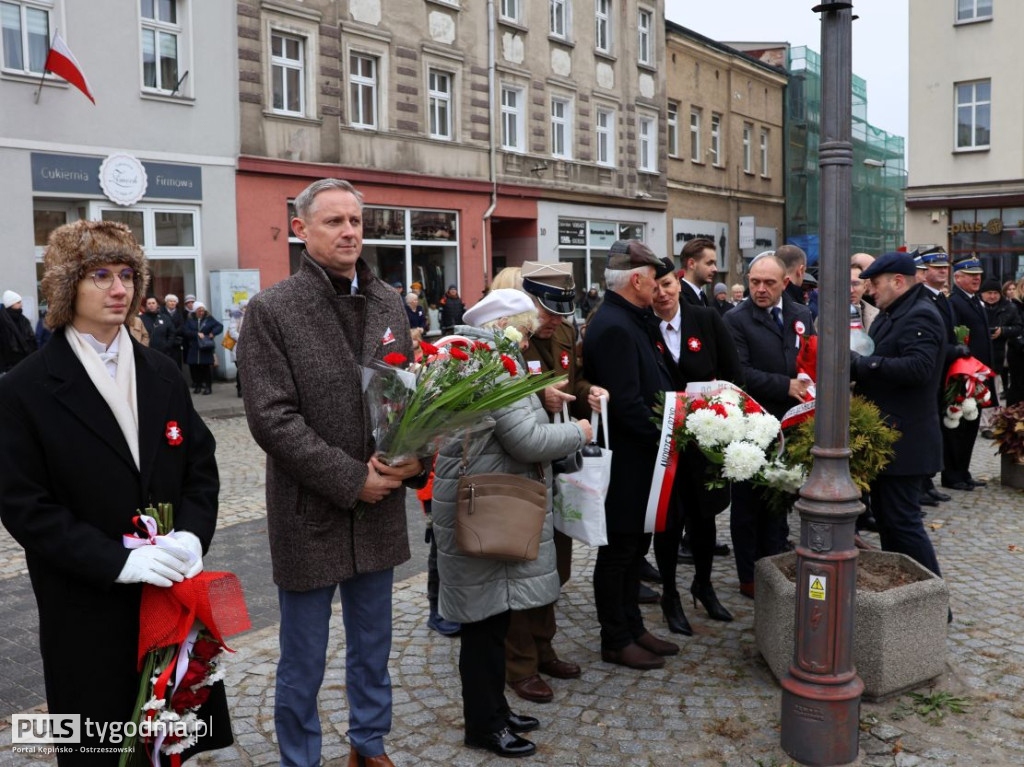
[[949, 218, 1002, 236], [618, 223, 644, 241], [100, 154, 148, 206], [31, 152, 202, 201], [145, 161, 203, 201], [739, 216, 756, 249], [589, 221, 617, 248], [558, 219, 586, 245]]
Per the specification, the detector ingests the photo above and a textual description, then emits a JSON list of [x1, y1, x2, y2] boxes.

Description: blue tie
[[771, 306, 783, 331]]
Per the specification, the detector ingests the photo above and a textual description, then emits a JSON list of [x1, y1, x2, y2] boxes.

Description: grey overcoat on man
[[237, 254, 413, 592], [431, 326, 587, 625]]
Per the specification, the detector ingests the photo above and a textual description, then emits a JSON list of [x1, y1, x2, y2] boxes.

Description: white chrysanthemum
[[717, 388, 744, 406], [961, 397, 979, 417], [745, 413, 781, 450], [503, 326, 523, 343], [761, 461, 806, 494], [203, 664, 227, 686], [962, 408, 979, 421], [686, 409, 728, 447], [945, 406, 962, 419], [722, 441, 766, 482], [157, 711, 181, 723], [943, 417, 961, 429], [162, 732, 199, 755], [142, 697, 165, 712]]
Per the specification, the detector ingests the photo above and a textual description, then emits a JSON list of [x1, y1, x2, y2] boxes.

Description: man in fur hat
[[0, 220, 228, 765]]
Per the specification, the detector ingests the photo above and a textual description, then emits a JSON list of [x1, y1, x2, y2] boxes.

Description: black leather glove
[[954, 344, 971, 358]]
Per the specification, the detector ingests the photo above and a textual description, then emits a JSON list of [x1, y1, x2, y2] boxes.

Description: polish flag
[[44, 32, 95, 104]]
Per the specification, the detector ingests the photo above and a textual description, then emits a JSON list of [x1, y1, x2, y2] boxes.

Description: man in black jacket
[[140, 296, 178, 359], [723, 253, 815, 597], [0, 289, 38, 373], [852, 252, 945, 580], [943, 257, 993, 490], [583, 240, 679, 671], [678, 237, 717, 307], [439, 285, 465, 335]]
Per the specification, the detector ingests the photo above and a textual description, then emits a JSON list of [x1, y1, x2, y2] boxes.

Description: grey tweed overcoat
[[237, 254, 413, 591]]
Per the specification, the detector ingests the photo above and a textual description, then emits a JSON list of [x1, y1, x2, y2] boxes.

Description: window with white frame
[[956, 79, 990, 149], [141, 0, 185, 94], [596, 107, 615, 166], [956, 0, 992, 22], [428, 68, 452, 140], [595, 0, 611, 53], [271, 32, 304, 115], [500, 0, 521, 23], [742, 122, 752, 172], [1, 0, 50, 74], [638, 115, 656, 172], [501, 84, 524, 152], [349, 52, 378, 129], [637, 8, 652, 65], [550, 0, 567, 38], [760, 127, 769, 175], [667, 102, 679, 157], [690, 107, 701, 161], [710, 112, 722, 165], [551, 97, 572, 159]]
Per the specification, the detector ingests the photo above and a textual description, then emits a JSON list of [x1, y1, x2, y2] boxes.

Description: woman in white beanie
[[184, 300, 224, 395], [0, 288, 38, 372], [430, 289, 592, 758], [0, 219, 230, 764]]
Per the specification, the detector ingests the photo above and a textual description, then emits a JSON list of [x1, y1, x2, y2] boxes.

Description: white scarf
[[66, 325, 141, 470]]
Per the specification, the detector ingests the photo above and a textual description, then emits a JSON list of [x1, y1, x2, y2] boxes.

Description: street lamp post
[[779, 3, 865, 765]]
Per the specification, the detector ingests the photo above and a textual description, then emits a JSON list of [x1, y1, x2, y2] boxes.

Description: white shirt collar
[[682, 279, 703, 299], [659, 305, 681, 332], [80, 332, 119, 378]]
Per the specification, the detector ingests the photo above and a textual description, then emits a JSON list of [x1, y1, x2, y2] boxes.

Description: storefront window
[[154, 211, 195, 247], [363, 207, 406, 240], [148, 257, 196, 304], [101, 209, 145, 245], [950, 206, 1024, 282], [556, 217, 645, 313], [33, 209, 67, 246]]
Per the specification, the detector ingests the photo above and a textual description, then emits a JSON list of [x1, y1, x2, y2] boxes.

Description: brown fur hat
[[41, 220, 149, 330]]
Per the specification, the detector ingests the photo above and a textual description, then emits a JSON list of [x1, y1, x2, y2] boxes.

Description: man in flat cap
[[852, 253, 947, 594], [943, 256, 994, 491], [504, 262, 609, 702], [582, 240, 679, 670]]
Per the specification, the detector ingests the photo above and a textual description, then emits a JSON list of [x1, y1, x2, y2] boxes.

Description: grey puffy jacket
[[432, 326, 587, 624]]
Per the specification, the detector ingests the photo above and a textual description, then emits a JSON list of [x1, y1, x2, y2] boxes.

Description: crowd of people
[[1, 174, 1017, 766]]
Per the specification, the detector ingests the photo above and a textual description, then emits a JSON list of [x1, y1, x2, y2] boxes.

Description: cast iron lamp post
[[779, 3, 865, 765]]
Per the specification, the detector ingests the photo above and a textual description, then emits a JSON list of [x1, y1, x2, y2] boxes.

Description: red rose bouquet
[[120, 504, 250, 767]]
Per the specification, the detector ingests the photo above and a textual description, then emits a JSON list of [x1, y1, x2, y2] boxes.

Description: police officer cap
[[918, 246, 950, 268], [607, 239, 663, 271], [521, 261, 576, 316], [952, 256, 983, 274], [860, 252, 918, 279]]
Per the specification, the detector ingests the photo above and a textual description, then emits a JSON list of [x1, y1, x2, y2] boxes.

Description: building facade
[[907, 0, 1024, 282], [0, 0, 239, 326], [663, 24, 787, 285], [236, 0, 668, 306]]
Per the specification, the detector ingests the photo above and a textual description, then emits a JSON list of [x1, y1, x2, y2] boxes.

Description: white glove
[[116, 545, 191, 587], [170, 530, 204, 579]]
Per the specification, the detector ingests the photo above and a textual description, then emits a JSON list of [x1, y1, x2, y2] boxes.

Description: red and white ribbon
[[645, 392, 685, 533], [122, 515, 196, 565]]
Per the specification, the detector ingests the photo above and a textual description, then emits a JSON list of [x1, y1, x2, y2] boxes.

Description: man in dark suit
[[678, 237, 718, 307], [649, 258, 743, 634], [723, 253, 815, 597], [851, 252, 945, 580], [583, 239, 679, 670], [0, 220, 227, 765], [943, 256, 994, 490]]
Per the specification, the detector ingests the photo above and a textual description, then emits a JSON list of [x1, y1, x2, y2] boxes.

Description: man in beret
[[943, 256, 994, 490], [582, 240, 679, 670], [851, 253, 946, 591]]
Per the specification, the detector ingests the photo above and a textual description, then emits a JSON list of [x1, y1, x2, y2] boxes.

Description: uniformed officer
[[503, 261, 608, 702], [852, 253, 945, 582]]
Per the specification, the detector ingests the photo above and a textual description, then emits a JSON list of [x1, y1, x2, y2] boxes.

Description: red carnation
[[420, 341, 439, 355], [383, 353, 407, 366], [690, 399, 709, 411], [711, 403, 729, 417], [191, 638, 222, 663], [171, 684, 211, 711], [473, 341, 491, 351], [501, 355, 517, 376], [450, 347, 470, 361], [743, 398, 763, 414], [449, 339, 468, 347]]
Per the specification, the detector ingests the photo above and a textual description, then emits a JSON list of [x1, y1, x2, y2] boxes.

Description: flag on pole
[[44, 32, 94, 103]]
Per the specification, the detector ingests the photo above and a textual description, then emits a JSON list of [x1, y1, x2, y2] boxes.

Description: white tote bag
[[553, 397, 611, 546]]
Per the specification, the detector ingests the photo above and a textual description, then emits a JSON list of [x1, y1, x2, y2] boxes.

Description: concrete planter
[[754, 550, 948, 702], [1000, 453, 1024, 490]]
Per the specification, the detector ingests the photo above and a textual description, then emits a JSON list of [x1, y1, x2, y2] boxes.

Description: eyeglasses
[[88, 268, 135, 291]]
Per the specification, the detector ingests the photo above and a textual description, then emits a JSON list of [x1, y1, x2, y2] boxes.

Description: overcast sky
[[664, 0, 909, 141]]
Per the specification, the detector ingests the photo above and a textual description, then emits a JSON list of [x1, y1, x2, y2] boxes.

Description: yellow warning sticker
[[809, 575, 826, 601]]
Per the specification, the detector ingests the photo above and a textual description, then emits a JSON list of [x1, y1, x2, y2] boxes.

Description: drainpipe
[[481, 0, 498, 289]]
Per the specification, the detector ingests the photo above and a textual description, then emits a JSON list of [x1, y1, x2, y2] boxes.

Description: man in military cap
[[582, 240, 679, 670], [943, 256, 994, 491], [852, 253, 946, 594], [504, 262, 609, 702]]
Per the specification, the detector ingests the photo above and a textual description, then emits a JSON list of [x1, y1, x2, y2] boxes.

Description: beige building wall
[[664, 24, 786, 283], [907, 0, 1024, 252]]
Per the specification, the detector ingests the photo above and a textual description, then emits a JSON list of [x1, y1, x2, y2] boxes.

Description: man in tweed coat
[[237, 178, 423, 767]]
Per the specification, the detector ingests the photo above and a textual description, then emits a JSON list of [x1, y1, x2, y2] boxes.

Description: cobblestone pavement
[[2, 392, 1024, 766]]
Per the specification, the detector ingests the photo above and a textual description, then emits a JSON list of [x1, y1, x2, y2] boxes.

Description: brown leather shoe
[[509, 674, 554, 703], [635, 631, 679, 656], [600, 642, 665, 670], [538, 658, 582, 679], [348, 747, 395, 767], [739, 581, 755, 599]]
